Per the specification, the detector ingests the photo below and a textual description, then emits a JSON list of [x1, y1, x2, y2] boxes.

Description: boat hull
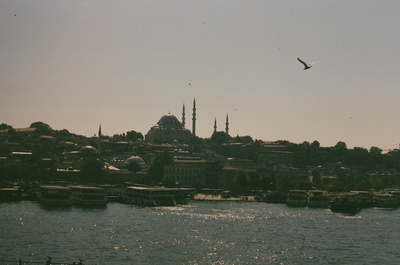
[[330, 203, 361, 214], [69, 186, 108, 208]]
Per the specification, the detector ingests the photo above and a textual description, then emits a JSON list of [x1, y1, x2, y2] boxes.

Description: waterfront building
[[274, 165, 310, 190], [256, 144, 293, 166], [164, 157, 207, 188]]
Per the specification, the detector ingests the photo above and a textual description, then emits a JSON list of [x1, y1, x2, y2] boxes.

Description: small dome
[[39, 135, 54, 140], [80, 146, 99, 156], [125, 155, 145, 165], [135, 138, 145, 144]]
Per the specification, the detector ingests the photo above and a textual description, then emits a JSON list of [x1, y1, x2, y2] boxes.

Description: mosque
[[145, 98, 229, 144]]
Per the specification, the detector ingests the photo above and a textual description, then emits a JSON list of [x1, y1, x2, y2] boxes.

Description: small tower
[[225, 114, 229, 135], [214, 118, 217, 133], [192, 98, 196, 136], [98, 124, 102, 154], [182, 103, 186, 128]]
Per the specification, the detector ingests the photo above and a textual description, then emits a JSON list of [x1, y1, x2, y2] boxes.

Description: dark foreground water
[[1, 201, 399, 265]]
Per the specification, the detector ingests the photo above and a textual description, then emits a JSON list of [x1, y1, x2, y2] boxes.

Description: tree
[[331, 141, 348, 162], [79, 158, 103, 183], [147, 160, 164, 184], [128, 162, 142, 174], [54, 129, 72, 138], [334, 141, 347, 150], [311, 140, 320, 148], [7, 127, 16, 136], [0, 123, 12, 130], [112, 134, 124, 142], [230, 170, 250, 193], [126, 130, 144, 142], [349, 147, 369, 165], [369, 146, 382, 155], [311, 168, 322, 188], [30, 121, 52, 135], [148, 151, 174, 184], [235, 135, 253, 144], [368, 146, 384, 170], [211, 131, 231, 144]]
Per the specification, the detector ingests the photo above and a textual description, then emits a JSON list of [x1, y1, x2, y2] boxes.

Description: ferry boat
[[286, 190, 308, 207], [173, 188, 194, 205], [384, 189, 400, 206], [373, 192, 400, 208], [124, 186, 191, 206], [38, 185, 72, 207], [98, 184, 124, 202], [69, 185, 108, 207], [350, 191, 373, 208], [264, 191, 288, 203], [308, 190, 330, 208], [0, 187, 22, 202], [330, 193, 361, 214]]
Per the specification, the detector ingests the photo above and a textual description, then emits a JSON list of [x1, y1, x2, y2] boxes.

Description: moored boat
[[69, 185, 108, 207], [264, 191, 288, 203], [350, 191, 373, 208], [173, 188, 194, 205], [98, 184, 124, 202], [330, 193, 361, 214], [384, 189, 400, 206], [373, 192, 400, 208], [0, 187, 22, 202], [308, 190, 330, 208], [124, 186, 191, 206], [38, 185, 72, 207], [287, 190, 308, 207]]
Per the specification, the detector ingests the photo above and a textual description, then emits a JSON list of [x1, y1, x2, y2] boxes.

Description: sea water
[[1, 201, 399, 264]]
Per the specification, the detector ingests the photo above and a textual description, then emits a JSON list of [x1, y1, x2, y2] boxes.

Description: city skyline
[[1, 1, 399, 149]]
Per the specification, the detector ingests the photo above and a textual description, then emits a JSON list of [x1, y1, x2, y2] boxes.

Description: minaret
[[225, 114, 229, 135], [214, 118, 217, 133], [98, 124, 102, 154], [192, 98, 196, 136], [182, 103, 186, 128]]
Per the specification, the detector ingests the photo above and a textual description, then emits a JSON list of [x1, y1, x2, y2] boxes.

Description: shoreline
[[193, 194, 256, 202]]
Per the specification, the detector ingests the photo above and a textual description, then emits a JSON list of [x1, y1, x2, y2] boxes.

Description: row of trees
[[1, 122, 144, 142], [279, 140, 400, 171]]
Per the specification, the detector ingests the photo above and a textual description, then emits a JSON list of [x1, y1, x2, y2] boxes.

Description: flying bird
[[188, 83, 191, 86], [297, 58, 319, 70]]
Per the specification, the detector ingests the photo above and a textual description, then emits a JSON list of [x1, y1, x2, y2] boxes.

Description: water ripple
[[1, 201, 400, 264]]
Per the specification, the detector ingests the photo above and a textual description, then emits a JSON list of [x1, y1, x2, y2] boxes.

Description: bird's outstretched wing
[[297, 58, 308, 68]]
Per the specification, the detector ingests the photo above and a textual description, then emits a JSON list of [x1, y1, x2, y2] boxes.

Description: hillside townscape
[[1, 119, 400, 195]]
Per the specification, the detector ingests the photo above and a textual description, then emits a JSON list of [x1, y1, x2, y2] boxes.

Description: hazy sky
[[1, 0, 399, 149]]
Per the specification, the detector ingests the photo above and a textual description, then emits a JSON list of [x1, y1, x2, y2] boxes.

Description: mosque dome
[[80, 145, 99, 156], [125, 155, 145, 165], [145, 108, 194, 144], [158, 114, 180, 128]]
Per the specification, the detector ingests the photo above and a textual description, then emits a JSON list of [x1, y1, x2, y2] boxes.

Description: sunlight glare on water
[[1, 201, 400, 264]]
